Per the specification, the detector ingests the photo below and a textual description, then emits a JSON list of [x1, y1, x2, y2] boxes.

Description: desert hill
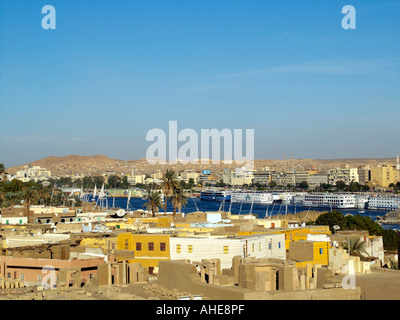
[[5, 154, 398, 178]]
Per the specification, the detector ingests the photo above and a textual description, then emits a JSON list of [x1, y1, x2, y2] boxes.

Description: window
[[37, 274, 42, 282], [252, 244, 255, 253], [278, 242, 281, 249], [19, 274, 24, 281], [148, 242, 154, 251], [223, 246, 229, 254], [188, 245, 193, 253], [268, 243, 272, 250], [319, 248, 323, 255], [124, 239, 129, 250], [160, 242, 166, 251], [259, 243, 261, 251], [136, 242, 141, 251], [148, 267, 154, 274], [176, 244, 181, 253]]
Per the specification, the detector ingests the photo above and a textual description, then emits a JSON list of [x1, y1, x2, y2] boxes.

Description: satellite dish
[[42, 181, 51, 187], [115, 209, 126, 218], [133, 219, 143, 228], [333, 225, 340, 230]]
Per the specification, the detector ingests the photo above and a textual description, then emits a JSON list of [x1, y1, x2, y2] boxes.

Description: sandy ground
[[333, 269, 400, 300], [116, 269, 400, 300]]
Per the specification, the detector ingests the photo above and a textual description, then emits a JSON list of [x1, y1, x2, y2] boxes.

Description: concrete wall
[[0, 256, 104, 285], [157, 260, 361, 300], [329, 248, 371, 274]]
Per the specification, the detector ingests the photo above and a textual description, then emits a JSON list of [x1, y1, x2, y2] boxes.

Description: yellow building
[[370, 165, 397, 187], [288, 241, 330, 268], [105, 216, 173, 230], [79, 236, 118, 253], [267, 225, 331, 251], [116, 233, 170, 274]]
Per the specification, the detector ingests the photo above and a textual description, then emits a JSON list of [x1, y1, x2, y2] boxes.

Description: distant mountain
[[6, 154, 397, 177]]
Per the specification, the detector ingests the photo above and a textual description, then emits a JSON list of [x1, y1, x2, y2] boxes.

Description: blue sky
[[0, 0, 399, 167]]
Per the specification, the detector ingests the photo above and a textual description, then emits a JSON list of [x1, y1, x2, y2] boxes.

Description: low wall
[[157, 260, 362, 300]]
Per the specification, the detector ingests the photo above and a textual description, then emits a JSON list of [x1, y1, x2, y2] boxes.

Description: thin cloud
[[217, 57, 400, 78], [186, 57, 400, 91]]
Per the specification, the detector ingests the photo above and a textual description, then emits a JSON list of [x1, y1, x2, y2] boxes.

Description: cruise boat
[[302, 193, 357, 209], [230, 191, 273, 205], [291, 193, 306, 205], [200, 190, 231, 202], [367, 196, 400, 211], [355, 195, 369, 209]]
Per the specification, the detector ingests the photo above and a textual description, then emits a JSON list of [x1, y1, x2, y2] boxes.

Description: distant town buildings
[[5, 154, 400, 190], [13, 165, 51, 182]]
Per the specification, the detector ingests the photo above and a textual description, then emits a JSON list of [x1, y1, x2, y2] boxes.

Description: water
[[91, 196, 399, 231]]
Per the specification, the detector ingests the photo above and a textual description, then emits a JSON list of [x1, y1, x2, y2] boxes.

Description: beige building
[[180, 171, 199, 184], [15, 166, 51, 182], [328, 167, 359, 185], [295, 171, 310, 185], [370, 165, 397, 188], [271, 172, 295, 187], [357, 166, 371, 185], [308, 173, 329, 189], [127, 170, 146, 185]]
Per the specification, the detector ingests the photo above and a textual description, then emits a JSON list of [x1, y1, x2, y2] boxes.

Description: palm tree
[[341, 237, 369, 260], [171, 186, 188, 218], [142, 190, 164, 217], [160, 169, 179, 215]]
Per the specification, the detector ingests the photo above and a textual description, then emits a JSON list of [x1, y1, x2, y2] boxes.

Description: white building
[[15, 166, 51, 182], [308, 173, 329, 189], [328, 167, 359, 185], [0, 216, 28, 225], [169, 233, 286, 269], [180, 171, 199, 184]]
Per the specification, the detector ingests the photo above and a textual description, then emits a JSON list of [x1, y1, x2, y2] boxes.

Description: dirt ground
[[333, 269, 400, 300], [117, 269, 400, 300]]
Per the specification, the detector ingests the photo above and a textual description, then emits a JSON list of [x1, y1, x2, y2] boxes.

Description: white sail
[[98, 183, 105, 199], [126, 190, 131, 210], [93, 185, 97, 198]]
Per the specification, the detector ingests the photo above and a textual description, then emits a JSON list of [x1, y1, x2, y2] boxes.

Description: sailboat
[[249, 198, 254, 215], [96, 183, 108, 209], [126, 190, 132, 211], [92, 185, 97, 202]]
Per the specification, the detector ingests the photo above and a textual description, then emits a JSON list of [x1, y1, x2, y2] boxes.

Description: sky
[[0, 0, 399, 168]]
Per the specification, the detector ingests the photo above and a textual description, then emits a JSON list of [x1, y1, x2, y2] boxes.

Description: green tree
[[107, 175, 121, 189], [160, 170, 179, 215], [336, 180, 346, 191], [269, 181, 277, 189], [361, 185, 370, 192], [93, 176, 105, 188], [298, 181, 309, 189], [142, 190, 164, 217], [314, 210, 347, 233], [341, 237, 369, 260], [321, 183, 332, 191], [171, 186, 188, 218], [187, 178, 195, 190]]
